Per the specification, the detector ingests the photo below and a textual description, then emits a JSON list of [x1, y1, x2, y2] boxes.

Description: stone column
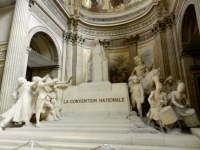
[[152, 21, 171, 79], [0, 0, 33, 114], [127, 35, 138, 75], [165, 15, 180, 80], [23, 47, 32, 77], [195, 0, 200, 34], [65, 33, 73, 83], [75, 36, 85, 85], [71, 33, 78, 85], [61, 32, 67, 81], [101, 39, 111, 81]]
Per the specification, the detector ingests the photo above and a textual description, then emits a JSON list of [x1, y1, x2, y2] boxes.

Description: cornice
[[76, 6, 161, 38], [40, 0, 68, 28]]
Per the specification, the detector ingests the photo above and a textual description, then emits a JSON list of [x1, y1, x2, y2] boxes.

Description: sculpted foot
[[25, 121, 32, 126], [36, 123, 43, 128], [0, 127, 3, 132], [54, 118, 59, 121]]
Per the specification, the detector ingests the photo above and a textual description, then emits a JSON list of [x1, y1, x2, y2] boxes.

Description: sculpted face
[[156, 83, 162, 92], [133, 79, 139, 84], [94, 39, 99, 45], [177, 83, 185, 93]]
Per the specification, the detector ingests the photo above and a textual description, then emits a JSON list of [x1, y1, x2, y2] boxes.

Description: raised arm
[[44, 78, 58, 87]]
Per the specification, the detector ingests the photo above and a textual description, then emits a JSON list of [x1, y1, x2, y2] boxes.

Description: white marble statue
[[129, 76, 144, 118], [170, 83, 190, 120], [147, 82, 167, 130], [32, 75, 58, 128], [131, 56, 149, 80], [0, 77, 38, 132], [165, 76, 176, 94], [88, 38, 108, 82]]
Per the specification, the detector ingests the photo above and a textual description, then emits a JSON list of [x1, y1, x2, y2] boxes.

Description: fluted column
[[152, 21, 171, 79], [195, 0, 200, 34], [62, 32, 67, 81], [101, 39, 111, 81], [65, 34, 73, 84], [165, 15, 180, 80], [0, 0, 32, 114], [127, 35, 138, 75]]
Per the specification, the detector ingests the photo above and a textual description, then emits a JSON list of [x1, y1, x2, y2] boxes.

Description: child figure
[[129, 76, 144, 118], [147, 82, 167, 130], [51, 99, 62, 120]]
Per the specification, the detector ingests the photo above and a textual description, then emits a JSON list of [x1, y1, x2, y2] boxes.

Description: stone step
[[6, 126, 158, 134], [38, 121, 148, 128], [0, 131, 200, 149], [0, 140, 199, 150]]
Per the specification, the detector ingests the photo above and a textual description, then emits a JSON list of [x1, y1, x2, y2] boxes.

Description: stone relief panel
[[137, 41, 157, 70], [109, 49, 129, 83]]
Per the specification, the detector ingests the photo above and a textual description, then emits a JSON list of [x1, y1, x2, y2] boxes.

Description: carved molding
[[41, 0, 68, 27], [0, 50, 7, 60], [29, 0, 35, 8], [126, 35, 139, 45], [99, 39, 111, 49], [64, 32, 85, 44], [152, 14, 175, 34]]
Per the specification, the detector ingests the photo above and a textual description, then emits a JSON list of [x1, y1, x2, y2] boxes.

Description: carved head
[[134, 56, 143, 65], [177, 83, 185, 93], [165, 75, 173, 83], [18, 77, 27, 84], [94, 38, 100, 45], [32, 76, 42, 82], [129, 75, 139, 83], [156, 82, 162, 92]]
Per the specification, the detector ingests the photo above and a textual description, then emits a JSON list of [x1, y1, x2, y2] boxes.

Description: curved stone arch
[[28, 26, 62, 66], [177, 0, 195, 52]]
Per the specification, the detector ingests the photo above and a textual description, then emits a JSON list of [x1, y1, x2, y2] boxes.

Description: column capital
[[126, 35, 139, 45], [99, 39, 111, 49], [152, 14, 175, 34], [29, 0, 35, 10]]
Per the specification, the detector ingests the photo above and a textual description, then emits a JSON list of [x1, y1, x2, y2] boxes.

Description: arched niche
[[26, 31, 61, 81], [181, 4, 198, 49]]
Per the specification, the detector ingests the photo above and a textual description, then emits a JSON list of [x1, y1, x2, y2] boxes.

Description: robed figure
[[88, 38, 108, 82]]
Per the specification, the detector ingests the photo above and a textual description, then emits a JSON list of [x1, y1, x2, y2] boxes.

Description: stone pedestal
[[61, 82, 130, 117]]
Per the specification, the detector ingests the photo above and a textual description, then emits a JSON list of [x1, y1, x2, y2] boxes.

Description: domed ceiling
[[79, 0, 155, 26]]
